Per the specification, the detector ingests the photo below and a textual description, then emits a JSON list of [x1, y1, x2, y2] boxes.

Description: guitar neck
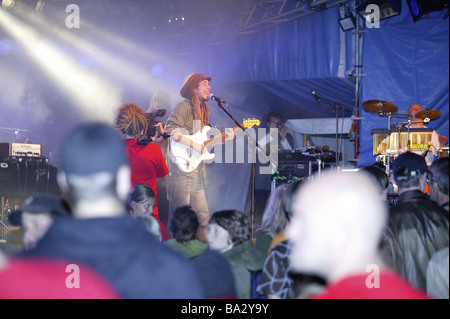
[[204, 125, 243, 147]]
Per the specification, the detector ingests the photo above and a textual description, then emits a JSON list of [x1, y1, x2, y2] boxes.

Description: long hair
[[115, 102, 148, 140], [180, 73, 211, 131], [191, 94, 211, 131], [127, 183, 156, 215], [256, 181, 302, 237]]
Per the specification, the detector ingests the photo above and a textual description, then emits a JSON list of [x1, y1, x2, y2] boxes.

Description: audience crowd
[[0, 116, 448, 299]]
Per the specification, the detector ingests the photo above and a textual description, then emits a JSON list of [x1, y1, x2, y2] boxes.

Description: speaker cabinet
[[0, 159, 60, 196]]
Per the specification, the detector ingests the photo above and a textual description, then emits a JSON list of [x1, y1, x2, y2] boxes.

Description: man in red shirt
[[0, 251, 120, 299], [286, 170, 430, 299], [115, 102, 169, 240]]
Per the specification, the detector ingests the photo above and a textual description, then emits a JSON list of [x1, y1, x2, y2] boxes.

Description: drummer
[[407, 104, 448, 148]]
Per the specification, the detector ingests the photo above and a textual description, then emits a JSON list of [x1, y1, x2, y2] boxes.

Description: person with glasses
[[264, 112, 294, 151]]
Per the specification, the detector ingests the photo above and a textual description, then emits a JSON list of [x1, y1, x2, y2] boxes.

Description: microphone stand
[[312, 91, 352, 170], [213, 101, 278, 166], [212, 100, 278, 239]]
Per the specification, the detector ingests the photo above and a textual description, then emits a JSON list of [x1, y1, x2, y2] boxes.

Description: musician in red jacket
[[165, 73, 234, 241]]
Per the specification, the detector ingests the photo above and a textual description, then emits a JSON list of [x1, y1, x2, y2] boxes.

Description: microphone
[[311, 90, 321, 103], [208, 93, 226, 104], [422, 144, 431, 158], [146, 109, 167, 118]]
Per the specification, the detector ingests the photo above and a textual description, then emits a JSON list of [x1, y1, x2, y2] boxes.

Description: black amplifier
[[278, 150, 314, 163], [0, 159, 60, 196], [277, 161, 314, 178], [275, 150, 337, 186], [277, 151, 315, 178]]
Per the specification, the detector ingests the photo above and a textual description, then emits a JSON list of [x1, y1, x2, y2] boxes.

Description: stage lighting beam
[[0, 9, 122, 122], [1, 0, 15, 9]]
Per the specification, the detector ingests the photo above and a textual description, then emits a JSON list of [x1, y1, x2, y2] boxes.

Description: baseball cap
[[8, 193, 72, 226], [60, 122, 128, 176], [393, 151, 428, 180]]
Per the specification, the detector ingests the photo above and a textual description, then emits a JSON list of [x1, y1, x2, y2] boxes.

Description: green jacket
[[165, 239, 208, 259], [222, 240, 266, 299]]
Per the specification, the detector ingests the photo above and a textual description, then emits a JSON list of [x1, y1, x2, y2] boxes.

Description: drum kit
[[362, 100, 444, 174]]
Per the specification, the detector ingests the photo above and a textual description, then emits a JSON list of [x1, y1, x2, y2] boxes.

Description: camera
[[137, 109, 169, 145]]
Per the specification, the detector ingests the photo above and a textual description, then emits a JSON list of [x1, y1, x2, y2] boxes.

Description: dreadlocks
[[115, 102, 148, 140], [191, 94, 211, 131]]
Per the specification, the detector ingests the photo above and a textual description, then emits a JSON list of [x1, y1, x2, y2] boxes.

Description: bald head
[[286, 171, 388, 280], [408, 104, 423, 115], [407, 104, 425, 128]]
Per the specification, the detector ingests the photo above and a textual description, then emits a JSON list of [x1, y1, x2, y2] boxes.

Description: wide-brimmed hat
[[180, 73, 211, 99]]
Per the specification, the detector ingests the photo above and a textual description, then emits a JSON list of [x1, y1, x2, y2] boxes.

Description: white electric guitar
[[170, 119, 260, 173]]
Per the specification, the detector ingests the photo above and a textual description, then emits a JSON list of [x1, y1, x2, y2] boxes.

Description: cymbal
[[362, 100, 398, 114], [415, 109, 441, 120]]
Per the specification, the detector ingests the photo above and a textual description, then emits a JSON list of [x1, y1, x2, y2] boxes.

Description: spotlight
[[151, 63, 163, 77], [1, 0, 15, 9], [24, 0, 45, 12], [0, 38, 13, 55], [35, 0, 44, 13], [338, 3, 356, 32], [12, 0, 45, 12], [339, 12, 356, 31], [406, 0, 449, 22], [168, 14, 186, 26]]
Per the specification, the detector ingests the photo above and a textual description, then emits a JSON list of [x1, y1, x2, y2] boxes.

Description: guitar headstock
[[242, 118, 261, 129]]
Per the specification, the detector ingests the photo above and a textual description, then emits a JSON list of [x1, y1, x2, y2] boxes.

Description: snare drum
[[438, 147, 449, 158]]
